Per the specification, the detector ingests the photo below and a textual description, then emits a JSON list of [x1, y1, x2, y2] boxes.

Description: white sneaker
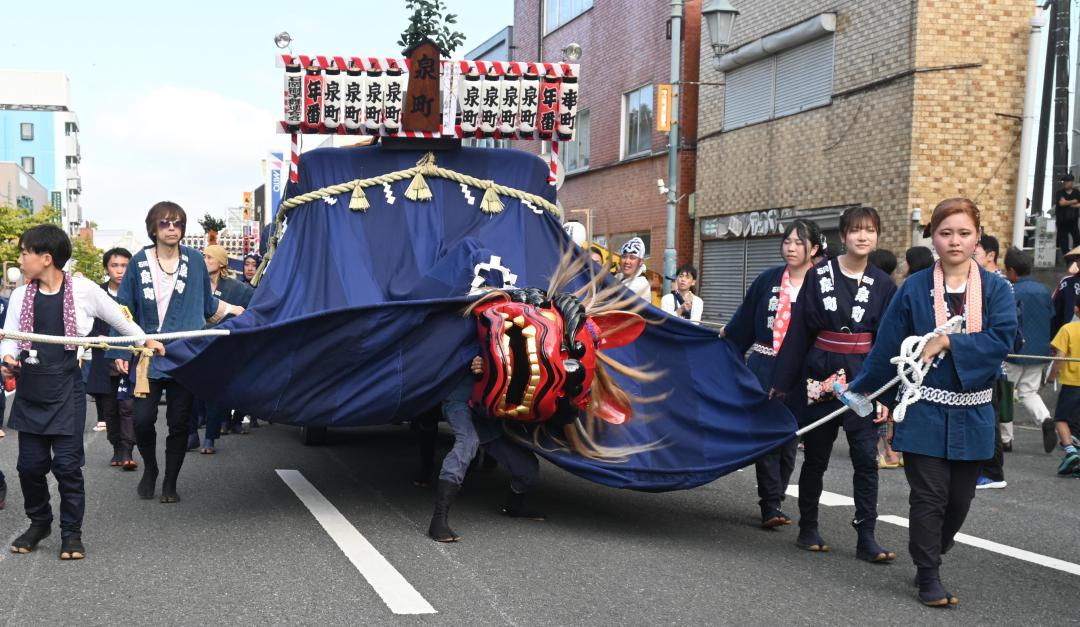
[[92, 421, 107, 432]]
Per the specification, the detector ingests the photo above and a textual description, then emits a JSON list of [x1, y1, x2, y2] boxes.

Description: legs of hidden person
[[482, 434, 545, 519], [428, 380, 480, 541]]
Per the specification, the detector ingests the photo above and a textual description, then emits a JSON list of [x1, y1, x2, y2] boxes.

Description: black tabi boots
[[137, 443, 159, 500], [428, 480, 461, 542], [160, 451, 185, 503]]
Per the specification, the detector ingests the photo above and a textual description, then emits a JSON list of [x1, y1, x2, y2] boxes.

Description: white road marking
[[878, 515, 1080, 577], [785, 486, 1080, 577], [785, 485, 854, 507], [276, 469, 437, 615]]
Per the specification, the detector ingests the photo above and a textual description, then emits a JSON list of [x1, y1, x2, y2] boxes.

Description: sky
[[4, 0, 513, 236]]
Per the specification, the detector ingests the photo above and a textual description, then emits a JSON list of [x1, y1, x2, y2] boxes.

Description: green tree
[[397, 0, 466, 54], [198, 213, 226, 234], [0, 205, 104, 282], [70, 234, 106, 283]]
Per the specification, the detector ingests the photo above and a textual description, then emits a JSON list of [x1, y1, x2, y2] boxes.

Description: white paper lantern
[[518, 70, 541, 138], [458, 71, 482, 135], [479, 70, 501, 136], [322, 65, 345, 131], [383, 68, 408, 132], [498, 72, 521, 136], [556, 75, 579, 140], [283, 61, 303, 131], [363, 70, 385, 133], [343, 65, 364, 132]]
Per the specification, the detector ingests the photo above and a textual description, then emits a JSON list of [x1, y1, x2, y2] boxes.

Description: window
[[66, 155, 79, 169], [21, 157, 34, 174], [723, 35, 834, 130], [545, 0, 592, 33], [462, 137, 511, 149], [623, 85, 654, 158], [64, 121, 78, 136], [20, 123, 33, 140], [563, 110, 590, 172]]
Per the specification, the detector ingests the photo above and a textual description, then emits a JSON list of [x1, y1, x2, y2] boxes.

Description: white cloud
[[79, 85, 286, 236]]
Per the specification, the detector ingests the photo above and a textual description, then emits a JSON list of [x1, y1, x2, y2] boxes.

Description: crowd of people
[[0, 195, 1075, 611]]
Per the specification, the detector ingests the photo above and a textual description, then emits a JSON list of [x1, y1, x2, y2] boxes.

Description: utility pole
[[1031, 5, 1057, 218], [1053, 0, 1071, 183], [1014, 8, 1046, 248], [664, 0, 683, 293]]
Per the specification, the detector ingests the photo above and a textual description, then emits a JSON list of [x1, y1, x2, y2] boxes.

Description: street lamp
[[702, 0, 739, 56], [274, 31, 293, 51], [561, 43, 582, 63]]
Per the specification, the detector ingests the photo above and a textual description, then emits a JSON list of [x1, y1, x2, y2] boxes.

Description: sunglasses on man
[[158, 219, 185, 230]]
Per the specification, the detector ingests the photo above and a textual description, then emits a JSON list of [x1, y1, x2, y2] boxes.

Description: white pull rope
[[794, 315, 964, 436], [0, 329, 230, 347]]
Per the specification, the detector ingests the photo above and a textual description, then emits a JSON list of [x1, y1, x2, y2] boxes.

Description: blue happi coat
[[108, 245, 222, 380], [724, 265, 787, 389], [771, 256, 896, 430], [849, 265, 1017, 460]]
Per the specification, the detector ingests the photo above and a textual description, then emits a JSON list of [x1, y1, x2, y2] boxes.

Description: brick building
[[694, 0, 1034, 322], [512, 0, 702, 265]]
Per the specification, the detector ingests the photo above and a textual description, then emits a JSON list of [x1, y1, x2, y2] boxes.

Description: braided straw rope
[[252, 152, 560, 286], [0, 329, 230, 347]]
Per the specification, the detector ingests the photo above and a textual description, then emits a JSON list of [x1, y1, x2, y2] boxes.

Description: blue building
[[0, 70, 82, 231]]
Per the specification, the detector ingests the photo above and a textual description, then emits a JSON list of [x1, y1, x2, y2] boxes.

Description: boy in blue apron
[[1, 225, 164, 559]]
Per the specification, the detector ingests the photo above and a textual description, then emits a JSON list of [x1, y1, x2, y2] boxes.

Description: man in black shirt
[[1055, 174, 1080, 259]]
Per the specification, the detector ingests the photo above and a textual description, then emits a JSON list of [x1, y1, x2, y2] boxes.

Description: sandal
[[11, 525, 51, 554], [878, 456, 900, 469], [200, 438, 216, 455], [796, 529, 831, 552], [59, 535, 86, 560]]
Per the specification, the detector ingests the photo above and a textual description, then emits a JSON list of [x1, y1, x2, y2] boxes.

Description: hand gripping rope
[[794, 315, 964, 436], [0, 329, 230, 399]]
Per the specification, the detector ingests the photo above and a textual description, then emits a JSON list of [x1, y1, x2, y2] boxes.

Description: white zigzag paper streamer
[[383, 182, 395, 205], [460, 183, 475, 205]]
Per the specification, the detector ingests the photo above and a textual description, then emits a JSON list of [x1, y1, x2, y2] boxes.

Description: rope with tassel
[[1, 329, 230, 399], [252, 152, 560, 287]]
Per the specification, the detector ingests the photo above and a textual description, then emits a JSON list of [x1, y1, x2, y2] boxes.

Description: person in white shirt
[[617, 237, 652, 301], [1, 225, 164, 559], [661, 264, 703, 322]]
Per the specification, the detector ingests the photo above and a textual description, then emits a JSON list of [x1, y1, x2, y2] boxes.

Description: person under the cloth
[[2, 225, 164, 560]]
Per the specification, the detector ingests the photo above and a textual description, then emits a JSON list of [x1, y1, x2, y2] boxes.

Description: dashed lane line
[[276, 469, 437, 615], [786, 486, 1080, 577]]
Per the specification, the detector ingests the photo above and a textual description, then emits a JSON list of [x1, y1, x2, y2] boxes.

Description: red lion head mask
[[471, 288, 645, 425]]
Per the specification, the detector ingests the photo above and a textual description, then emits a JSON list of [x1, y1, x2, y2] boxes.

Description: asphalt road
[[0, 395, 1077, 626]]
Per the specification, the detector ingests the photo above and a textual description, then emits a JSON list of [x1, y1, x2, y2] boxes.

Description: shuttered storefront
[[700, 236, 781, 324]]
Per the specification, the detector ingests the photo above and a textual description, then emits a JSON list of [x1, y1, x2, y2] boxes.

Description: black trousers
[[94, 375, 135, 449], [134, 379, 195, 457], [1059, 220, 1080, 258], [903, 452, 982, 569], [798, 419, 879, 529], [755, 437, 798, 514], [981, 406, 1006, 483], [17, 430, 85, 537]]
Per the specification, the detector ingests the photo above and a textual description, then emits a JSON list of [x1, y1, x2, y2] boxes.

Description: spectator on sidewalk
[[1055, 174, 1080, 260], [1047, 302, 1080, 476], [1002, 247, 1057, 455], [902, 246, 934, 280], [661, 264, 703, 323]]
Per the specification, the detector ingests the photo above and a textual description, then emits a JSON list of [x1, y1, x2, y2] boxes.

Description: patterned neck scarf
[[932, 260, 982, 334], [19, 274, 78, 350], [772, 267, 794, 352]]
